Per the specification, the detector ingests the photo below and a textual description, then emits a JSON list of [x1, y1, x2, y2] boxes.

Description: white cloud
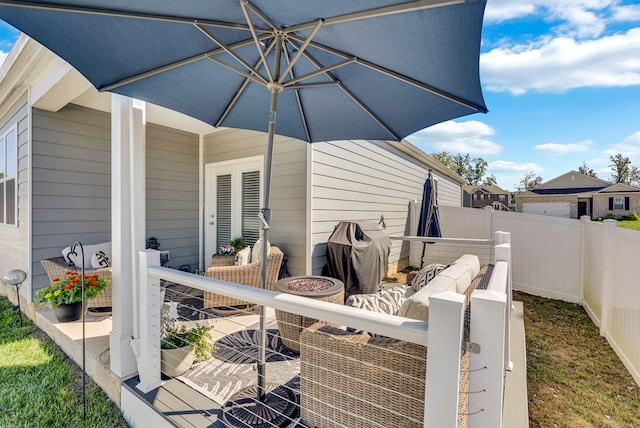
[[0, 51, 7, 68], [481, 28, 640, 94], [603, 131, 640, 161], [534, 140, 593, 154], [407, 120, 502, 155], [489, 160, 543, 173]]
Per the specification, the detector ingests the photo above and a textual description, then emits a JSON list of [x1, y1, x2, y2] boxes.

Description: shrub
[[604, 213, 617, 220], [623, 212, 640, 221]]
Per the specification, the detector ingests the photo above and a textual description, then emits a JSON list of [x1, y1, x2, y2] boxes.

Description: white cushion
[[62, 242, 111, 268], [397, 275, 457, 322], [437, 263, 474, 294], [453, 254, 480, 278], [91, 251, 111, 268], [251, 238, 270, 263], [234, 246, 251, 266]]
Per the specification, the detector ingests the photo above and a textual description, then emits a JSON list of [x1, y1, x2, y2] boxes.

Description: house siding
[[0, 94, 30, 297], [146, 124, 200, 271], [31, 104, 111, 291], [203, 129, 308, 276], [310, 139, 462, 275]]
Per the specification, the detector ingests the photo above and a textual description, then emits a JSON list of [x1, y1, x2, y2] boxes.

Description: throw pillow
[[250, 238, 271, 263], [234, 246, 251, 266], [91, 251, 111, 268], [62, 242, 111, 268], [411, 263, 448, 292], [345, 286, 407, 315]]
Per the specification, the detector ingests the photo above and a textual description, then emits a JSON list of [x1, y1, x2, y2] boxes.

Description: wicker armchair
[[203, 246, 284, 310], [40, 256, 112, 309]]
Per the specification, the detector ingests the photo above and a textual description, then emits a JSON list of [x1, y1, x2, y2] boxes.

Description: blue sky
[[0, 1, 639, 190]]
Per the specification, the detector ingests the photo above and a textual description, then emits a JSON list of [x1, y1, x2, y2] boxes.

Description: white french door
[[204, 156, 263, 260]]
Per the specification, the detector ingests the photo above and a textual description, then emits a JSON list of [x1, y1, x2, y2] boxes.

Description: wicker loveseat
[[40, 256, 113, 309], [203, 246, 284, 310], [299, 256, 493, 428]]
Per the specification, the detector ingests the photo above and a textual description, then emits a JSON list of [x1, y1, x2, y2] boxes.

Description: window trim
[[613, 196, 624, 211]]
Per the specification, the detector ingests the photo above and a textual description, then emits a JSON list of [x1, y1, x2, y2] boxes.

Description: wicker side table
[[274, 275, 344, 352]]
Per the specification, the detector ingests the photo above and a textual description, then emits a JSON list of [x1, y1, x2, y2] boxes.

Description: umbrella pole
[[257, 84, 281, 401]]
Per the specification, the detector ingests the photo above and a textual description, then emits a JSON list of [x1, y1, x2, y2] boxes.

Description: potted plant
[[160, 310, 217, 377], [228, 236, 246, 252], [36, 271, 110, 322]]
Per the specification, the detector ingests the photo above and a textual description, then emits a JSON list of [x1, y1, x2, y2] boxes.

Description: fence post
[[469, 288, 507, 428], [425, 290, 465, 427], [494, 232, 512, 371], [600, 220, 616, 337], [135, 250, 163, 393]]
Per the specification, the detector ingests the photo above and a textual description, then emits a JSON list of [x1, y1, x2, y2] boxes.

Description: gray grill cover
[[325, 221, 391, 298]]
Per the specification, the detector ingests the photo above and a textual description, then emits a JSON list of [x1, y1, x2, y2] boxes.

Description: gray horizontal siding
[[310, 140, 461, 274], [31, 104, 111, 290], [146, 124, 199, 272], [0, 95, 30, 298], [204, 129, 308, 276]]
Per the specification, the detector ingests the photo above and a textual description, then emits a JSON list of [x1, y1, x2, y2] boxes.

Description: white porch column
[[110, 94, 146, 378]]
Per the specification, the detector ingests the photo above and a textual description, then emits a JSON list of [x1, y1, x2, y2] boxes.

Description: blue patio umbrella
[[417, 171, 442, 268], [0, 0, 487, 424]]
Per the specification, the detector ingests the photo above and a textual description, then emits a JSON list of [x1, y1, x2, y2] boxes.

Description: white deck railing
[[135, 232, 511, 427]]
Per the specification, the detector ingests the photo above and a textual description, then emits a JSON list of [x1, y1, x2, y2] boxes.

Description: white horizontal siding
[[310, 139, 462, 274]]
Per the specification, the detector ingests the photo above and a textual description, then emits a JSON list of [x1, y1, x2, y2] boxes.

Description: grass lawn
[[0, 296, 128, 428], [615, 220, 640, 231], [516, 291, 640, 427]]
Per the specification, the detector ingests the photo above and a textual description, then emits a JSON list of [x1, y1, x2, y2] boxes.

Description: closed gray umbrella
[[417, 171, 442, 268]]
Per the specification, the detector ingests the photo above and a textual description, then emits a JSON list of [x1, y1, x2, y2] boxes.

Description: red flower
[[89, 281, 97, 287], [64, 284, 73, 290], [52, 278, 60, 282]]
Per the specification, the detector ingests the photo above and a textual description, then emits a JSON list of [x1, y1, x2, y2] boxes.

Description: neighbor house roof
[[463, 184, 508, 194]]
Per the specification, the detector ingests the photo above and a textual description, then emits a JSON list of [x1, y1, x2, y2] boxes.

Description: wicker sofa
[[299, 255, 493, 428], [40, 256, 113, 309], [203, 245, 284, 310]]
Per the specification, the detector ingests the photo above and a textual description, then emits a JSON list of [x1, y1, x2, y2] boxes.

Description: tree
[[578, 161, 597, 178], [483, 174, 498, 186], [517, 171, 543, 192], [432, 151, 490, 185], [630, 166, 640, 187], [610, 153, 631, 184]]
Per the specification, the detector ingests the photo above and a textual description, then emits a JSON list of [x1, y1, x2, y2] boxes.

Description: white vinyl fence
[[411, 203, 640, 386]]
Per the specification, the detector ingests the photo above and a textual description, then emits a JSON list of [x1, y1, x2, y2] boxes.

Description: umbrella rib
[[195, 23, 269, 85], [240, 0, 274, 83], [288, 34, 487, 113], [282, 46, 312, 142], [100, 34, 272, 91], [0, 0, 267, 31], [289, 39, 400, 140], [214, 39, 279, 127], [282, 58, 355, 87], [277, 19, 324, 84], [284, 0, 465, 33]]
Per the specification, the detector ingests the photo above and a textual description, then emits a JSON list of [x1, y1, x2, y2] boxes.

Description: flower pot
[[53, 301, 83, 322], [161, 346, 195, 377]]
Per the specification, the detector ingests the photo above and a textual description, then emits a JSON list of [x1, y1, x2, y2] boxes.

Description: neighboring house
[[462, 184, 509, 210], [0, 35, 465, 376], [515, 170, 640, 219]]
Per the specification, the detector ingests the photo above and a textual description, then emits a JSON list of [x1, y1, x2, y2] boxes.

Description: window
[[499, 194, 506, 201], [473, 194, 477, 200], [613, 196, 624, 210], [0, 128, 17, 225]]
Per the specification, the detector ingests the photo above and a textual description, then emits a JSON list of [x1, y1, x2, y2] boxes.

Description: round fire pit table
[[274, 275, 344, 352]]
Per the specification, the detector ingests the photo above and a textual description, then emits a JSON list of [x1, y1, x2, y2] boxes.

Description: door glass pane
[[216, 174, 232, 249], [241, 170, 260, 246]]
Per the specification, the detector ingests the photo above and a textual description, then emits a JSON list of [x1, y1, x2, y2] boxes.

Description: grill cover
[[325, 221, 391, 298]]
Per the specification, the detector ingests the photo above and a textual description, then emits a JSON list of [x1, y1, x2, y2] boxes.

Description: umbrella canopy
[[0, 0, 487, 143], [0, 1, 487, 424], [417, 171, 442, 268]]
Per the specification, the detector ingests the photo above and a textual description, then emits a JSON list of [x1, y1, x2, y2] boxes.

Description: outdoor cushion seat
[[299, 255, 490, 428], [40, 256, 112, 309], [203, 246, 284, 311]]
